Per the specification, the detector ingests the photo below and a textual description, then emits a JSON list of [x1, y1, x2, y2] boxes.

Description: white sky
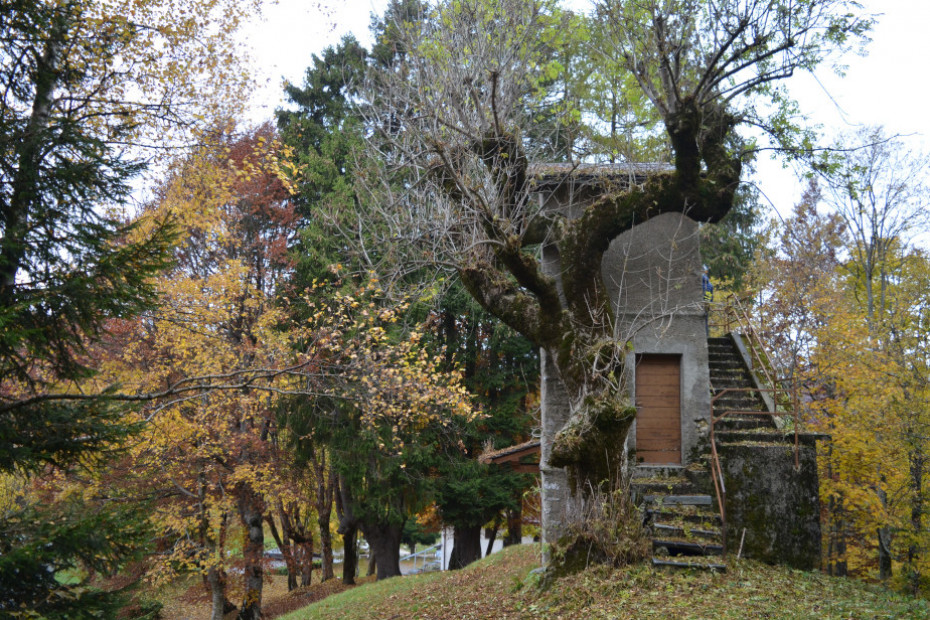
[[242, 0, 930, 223]]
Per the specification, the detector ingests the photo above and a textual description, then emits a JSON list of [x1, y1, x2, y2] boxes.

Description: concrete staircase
[[632, 465, 726, 571], [631, 335, 801, 572], [707, 336, 777, 434]]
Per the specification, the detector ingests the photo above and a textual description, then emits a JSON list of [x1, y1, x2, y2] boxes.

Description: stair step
[[713, 386, 762, 406], [716, 417, 777, 431], [653, 523, 722, 541], [715, 430, 794, 444], [707, 358, 743, 365], [632, 465, 685, 479], [654, 539, 724, 556], [632, 479, 693, 495], [708, 360, 749, 368], [652, 558, 727, 572], [643, 494, 713, 506], [646, 508, 721, 525]]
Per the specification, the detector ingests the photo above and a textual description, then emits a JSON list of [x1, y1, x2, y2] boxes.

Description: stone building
[[529, 164, 822, 570]]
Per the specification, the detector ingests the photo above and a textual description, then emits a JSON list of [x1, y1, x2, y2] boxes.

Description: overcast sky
[[242, 0, 930, 223]]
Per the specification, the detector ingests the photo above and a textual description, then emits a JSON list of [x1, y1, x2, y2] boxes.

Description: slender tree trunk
[[909, 449, 924, 595], [361, 520, 404, 579], [877, 479, 893, 581], [0, 12, 66, 301], [266, 507, 298, 591], [336, 475, 358, 584], [366, 549, 377, 577], [504, 505, 522, 547], [317, 467, 336, 581], [308, 440, 337, 581], [878, 525, 893, 580], [485, 519, 500, 557], [448, 525, 482, 570], [207, 567, 234, 620], [237, 489, 265, 620]]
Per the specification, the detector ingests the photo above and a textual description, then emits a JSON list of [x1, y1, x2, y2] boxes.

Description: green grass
[[281, 544, 930, 620]]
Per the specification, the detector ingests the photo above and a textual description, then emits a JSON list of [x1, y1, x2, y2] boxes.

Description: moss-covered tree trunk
[[456, 103, 740, 498]]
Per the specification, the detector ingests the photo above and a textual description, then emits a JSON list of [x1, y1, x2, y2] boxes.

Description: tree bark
[[237, 489, 265, 620], [877, 480, 892, 581], [485, 520, 500, 557], [503, 505, 522, 547], [909, 450, 924, 595], [207, 567, 235, 620], [360, 519, 403, 579], [366, 549, 377, 577], [0, 10, 65, 302], [265, 506, 297, 591], [448, 525, 482, 570], [308, 441, 337, 581], [295, 534, 314, 588], [878, 525, 893, 580], [336, 474, 359, 584], [317, 467, 336, 581], [341, 524, 359, 585]]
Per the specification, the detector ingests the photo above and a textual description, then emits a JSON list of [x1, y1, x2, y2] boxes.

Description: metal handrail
[[708, 296, 802, 558], [399, 543, 441, 572]]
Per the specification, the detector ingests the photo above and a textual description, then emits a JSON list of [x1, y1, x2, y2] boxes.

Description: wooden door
[[635, 354, 681, 464]]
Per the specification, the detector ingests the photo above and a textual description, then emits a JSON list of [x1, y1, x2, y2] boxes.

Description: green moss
[[550, 392, 636, 493]]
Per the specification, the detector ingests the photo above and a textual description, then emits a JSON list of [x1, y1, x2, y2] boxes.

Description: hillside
[[280, 545, 930, 619]]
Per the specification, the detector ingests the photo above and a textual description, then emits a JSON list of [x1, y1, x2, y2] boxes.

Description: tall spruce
[[0, 2, 173, 614], [432, 285, 538, 570]]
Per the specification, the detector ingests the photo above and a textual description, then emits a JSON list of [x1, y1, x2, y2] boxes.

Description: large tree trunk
[[360, 520, 403, 580], [295, 535, 314, 588], [503, 505, 522, 547], [336, 475, 358, 584], [237, 489, 265, 620], [448, 525, 482, 570], [341, 524, 359, 584]]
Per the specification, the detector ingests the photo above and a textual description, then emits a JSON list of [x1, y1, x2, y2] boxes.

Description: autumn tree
[[89, 124, 300, 620], [277, 20, 541, 575], [356, 0, 870, 537], [0, 0, 258, 614], [752, 164, 930, 591], [278, 282, 479, 581], [792, 129, 930, 583], [819, 127, 930, 326]]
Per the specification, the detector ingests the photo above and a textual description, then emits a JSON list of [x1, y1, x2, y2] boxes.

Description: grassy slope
[[282, 544, 930, 619]]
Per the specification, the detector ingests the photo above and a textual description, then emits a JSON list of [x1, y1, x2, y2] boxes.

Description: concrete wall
[[539, 348, 578, 545], [720, 441, 823, 570], [605, 213, 711, 464]]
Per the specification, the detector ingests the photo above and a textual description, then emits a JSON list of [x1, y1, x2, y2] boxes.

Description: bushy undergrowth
[[547, 477, 650, 582]]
